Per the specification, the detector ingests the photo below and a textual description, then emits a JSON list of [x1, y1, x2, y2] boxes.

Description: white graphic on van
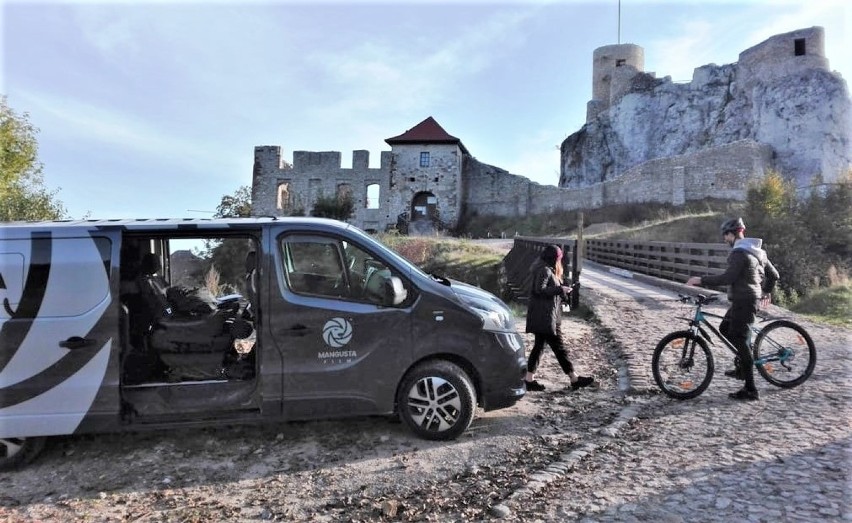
[[322, 317, 353, 348], [1, 233, 112, 435]]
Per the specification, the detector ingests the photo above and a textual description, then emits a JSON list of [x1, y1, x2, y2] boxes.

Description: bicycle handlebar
[[677, 293, 720, 306]]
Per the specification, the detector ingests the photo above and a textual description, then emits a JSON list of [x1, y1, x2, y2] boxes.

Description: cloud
[[643, 2, 848, 84], [501, 127, 563, 186], [17, 90, 212, 168], [305, 7, 539, 119]]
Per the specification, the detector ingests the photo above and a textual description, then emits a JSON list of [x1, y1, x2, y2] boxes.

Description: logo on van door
[[322, 317, 353, 348]]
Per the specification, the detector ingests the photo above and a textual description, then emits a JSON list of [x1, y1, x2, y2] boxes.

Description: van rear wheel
[[0, 436, 47, 471], [397, 360, 476, 441]]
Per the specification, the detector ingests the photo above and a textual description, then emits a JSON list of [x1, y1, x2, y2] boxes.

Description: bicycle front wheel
[[652, 331, 714, 399], [753, 320, 816, 388]]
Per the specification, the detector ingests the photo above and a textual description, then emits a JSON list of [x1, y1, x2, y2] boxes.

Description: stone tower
[[384, 117, 467, 232], [586, 43, 645, 122]]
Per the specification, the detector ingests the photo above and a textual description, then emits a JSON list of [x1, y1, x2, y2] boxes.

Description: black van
[[0, 218, 526, 469]]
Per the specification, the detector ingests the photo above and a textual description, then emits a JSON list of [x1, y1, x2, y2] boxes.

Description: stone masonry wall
[[464, 140, 772, 219], [252, 143, 463, 232]]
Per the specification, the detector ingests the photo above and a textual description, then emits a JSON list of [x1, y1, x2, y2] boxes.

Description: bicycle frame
[[684, 298, 795, 368], [686, 306, 740, 358], [653, 294, 816, 399]]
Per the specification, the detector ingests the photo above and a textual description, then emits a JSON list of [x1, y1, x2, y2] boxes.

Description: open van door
[[117, 230, 269, 425]]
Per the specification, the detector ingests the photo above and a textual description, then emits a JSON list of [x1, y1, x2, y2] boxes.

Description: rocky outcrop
[[561, 27, 851, 191]]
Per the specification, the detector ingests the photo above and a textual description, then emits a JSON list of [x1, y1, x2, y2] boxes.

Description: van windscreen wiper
[[430, 273, 451, 286]]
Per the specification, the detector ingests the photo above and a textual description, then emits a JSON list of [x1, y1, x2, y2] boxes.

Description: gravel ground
[[0, 309, 628, 522], [3, 279, 847, 522]]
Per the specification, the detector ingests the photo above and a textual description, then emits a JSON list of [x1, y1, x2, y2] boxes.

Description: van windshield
[[346, 226, 430, 280]]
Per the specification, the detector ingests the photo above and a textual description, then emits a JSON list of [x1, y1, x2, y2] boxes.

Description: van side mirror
[[384, 276, 407, 307], [365, 270, 407, 307]]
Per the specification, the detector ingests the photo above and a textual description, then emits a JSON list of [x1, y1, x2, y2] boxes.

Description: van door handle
[[288, 324, 310, 337], [60, 336, 96, 350]]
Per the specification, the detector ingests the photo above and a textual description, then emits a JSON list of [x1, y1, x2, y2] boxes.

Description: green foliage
[[0, 95, 66, 221], [214, 186, 253, 218], [789, 284, 852, 327], [204, 187, 256, 293], [746, 170, 794, 218], [745, 171, 851, 300], [310, 192, 355, 221]]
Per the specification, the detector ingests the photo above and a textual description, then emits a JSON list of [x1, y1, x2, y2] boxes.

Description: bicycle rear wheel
[[652, 331, 714, 399], [753, 320, 816, 388]]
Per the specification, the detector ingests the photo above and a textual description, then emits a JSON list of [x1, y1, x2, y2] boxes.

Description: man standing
[[686, 218, 779, 401]]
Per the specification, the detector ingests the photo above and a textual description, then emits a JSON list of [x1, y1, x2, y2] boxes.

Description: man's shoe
[[729, 388, 760, 401], [724, 368, 745, 380], [571, 376, 595, 390], [524, 380, 546, 392]]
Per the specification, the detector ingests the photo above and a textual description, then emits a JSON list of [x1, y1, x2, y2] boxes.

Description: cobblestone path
[[509, 264, 852, 522]]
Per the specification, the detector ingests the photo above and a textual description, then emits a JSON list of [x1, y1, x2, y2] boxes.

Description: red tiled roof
[[385, 117, 469, 154]]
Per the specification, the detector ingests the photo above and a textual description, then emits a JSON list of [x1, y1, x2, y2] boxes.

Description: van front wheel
[[0, 436, 47, 471], [397, 360, 476, 441]]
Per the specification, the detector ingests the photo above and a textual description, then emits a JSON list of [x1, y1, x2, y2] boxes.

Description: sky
[[1, 0, 849, 219]]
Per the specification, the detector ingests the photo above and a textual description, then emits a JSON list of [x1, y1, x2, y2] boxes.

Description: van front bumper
[[479, 332, 527, 411]]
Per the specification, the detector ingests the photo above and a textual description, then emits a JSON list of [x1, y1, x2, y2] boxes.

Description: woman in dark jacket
[[524, 244, 594, 392]]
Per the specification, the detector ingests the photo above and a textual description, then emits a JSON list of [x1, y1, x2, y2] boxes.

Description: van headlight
[[460, 295, 514, 333]]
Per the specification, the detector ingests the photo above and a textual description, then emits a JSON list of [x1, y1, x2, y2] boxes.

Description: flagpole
[[618, 0, 621, 44]]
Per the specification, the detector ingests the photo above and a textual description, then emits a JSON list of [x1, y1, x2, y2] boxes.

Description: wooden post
[[572, 212, 584, 309]]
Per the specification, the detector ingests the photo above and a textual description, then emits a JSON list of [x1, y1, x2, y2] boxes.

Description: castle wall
[[251, 143, 463, 232], [251, 147, 396, 231], [737, 26, 828, 89], [465, 140, 772, 219]]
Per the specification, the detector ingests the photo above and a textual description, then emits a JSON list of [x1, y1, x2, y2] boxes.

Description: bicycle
[[652, 294, 817, 399]]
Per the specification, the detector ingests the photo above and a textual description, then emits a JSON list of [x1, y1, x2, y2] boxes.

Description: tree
[[214, 185, 253, 218], [197, 186, 255, 290], [0, 95, 66, 220], [746, 170, 851, 300]]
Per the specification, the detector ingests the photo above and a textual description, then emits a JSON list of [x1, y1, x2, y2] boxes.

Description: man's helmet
[[720, 217, 745, 235]]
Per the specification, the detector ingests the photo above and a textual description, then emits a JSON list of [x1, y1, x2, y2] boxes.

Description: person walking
[[524, 244, 595, 392], [686, 217, 779, 401]]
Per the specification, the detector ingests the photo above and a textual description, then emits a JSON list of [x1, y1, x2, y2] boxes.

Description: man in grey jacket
[[686, 218, 780, 401]]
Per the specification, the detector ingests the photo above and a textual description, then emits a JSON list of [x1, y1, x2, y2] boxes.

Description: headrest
[[245, 251, 257, 273], [140, 253, 162, 276]]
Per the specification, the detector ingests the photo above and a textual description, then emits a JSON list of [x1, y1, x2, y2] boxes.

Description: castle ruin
[[251, 27, 850, 233]]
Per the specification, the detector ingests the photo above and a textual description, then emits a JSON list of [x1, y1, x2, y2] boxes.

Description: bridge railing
[[504, 237, 728, 302], [503, 237, 578, 304], [585, 239, 728, 283]]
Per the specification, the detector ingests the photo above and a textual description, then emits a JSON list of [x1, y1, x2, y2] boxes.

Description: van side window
[[280, 236, 408, 306], [282, 238, 345, 297]]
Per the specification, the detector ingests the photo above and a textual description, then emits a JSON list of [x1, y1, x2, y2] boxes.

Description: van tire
[[0, 437, 47, 471], [396, 360, 476, 441]]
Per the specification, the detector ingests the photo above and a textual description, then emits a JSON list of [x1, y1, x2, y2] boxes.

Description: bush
[[745, 170, 851, 302], [311, 192, 354, 221]]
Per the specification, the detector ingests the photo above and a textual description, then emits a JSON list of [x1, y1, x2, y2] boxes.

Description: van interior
[[119, 233, 259, 388]]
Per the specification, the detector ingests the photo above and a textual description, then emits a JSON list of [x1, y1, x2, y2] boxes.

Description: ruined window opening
[[408, 177, 416, 182], [420, 152, 430, 167], [277, 182, 291, 210], [336, 183, 353, 200], [794, 38, 806, 56], [615, 59, 626, 67], [366, 183, 380, 209]]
